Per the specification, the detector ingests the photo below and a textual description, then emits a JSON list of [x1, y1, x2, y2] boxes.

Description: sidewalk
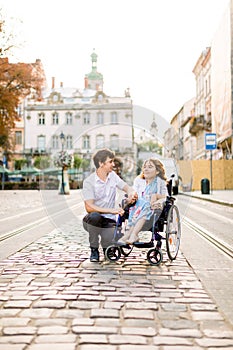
[[0, 209, 233, 349], [180, 189, 233, 207]]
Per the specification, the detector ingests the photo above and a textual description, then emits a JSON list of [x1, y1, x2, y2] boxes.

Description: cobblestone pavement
[[0, 216, 233, 350]]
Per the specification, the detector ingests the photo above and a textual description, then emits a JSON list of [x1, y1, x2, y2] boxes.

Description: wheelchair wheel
[[147, 248, 163, 266], [105, 246, 121, 262], [120, 244, 133, 257], [166, 204, 181, 260]]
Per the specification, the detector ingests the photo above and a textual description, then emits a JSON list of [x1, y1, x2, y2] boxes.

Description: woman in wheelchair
[[118, 158, 168, 245]]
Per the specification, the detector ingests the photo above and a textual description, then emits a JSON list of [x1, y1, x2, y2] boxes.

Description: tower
[[84, 49, 104, 91]]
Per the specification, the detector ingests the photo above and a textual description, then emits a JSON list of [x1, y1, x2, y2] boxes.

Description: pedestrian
[[118, 158, 168, 245], [82, 148, 137, 262]]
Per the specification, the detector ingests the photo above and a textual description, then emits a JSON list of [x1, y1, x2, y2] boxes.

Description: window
[[110, 134, 119, 150], [15, 131, 22, 145], [96, 135, 105, 148], [52, 135, 59, 149], [38, 135, 46, 152], [83, 135, 90, 149], [97, 112, 104, 124], [66, 112, 73, 125], [66, 135, 73, 149], [52, 112, 59, 125], [38, 113, 45, 125], [111, 112, 118, 124], [98, 94, 103, 102], [83, 112, 90, 125]]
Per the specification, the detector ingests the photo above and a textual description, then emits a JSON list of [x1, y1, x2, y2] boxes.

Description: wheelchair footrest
[[133, 241, 154, 248]]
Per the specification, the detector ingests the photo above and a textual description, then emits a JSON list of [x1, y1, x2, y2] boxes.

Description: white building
[[24, 50, 134, 161]]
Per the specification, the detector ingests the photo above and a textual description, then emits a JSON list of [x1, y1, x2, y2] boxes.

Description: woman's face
[[143, 161, 158, 180]]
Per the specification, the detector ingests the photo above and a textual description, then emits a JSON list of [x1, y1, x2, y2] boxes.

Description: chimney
[[84, 76, 88, 89], [60, 82, 63, 88], [52, 77, 55, 89]]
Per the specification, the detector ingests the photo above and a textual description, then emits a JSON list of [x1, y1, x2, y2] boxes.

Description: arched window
[[83, 112, 90, 125], [110, 134, 119, 151], [83, 135, 90, 149], [38, 135, 46, 152], [97, 112, 104, 124], [66, 112, 73, 125], [66, 135, 73, 149], [52, 135, 59, 149], [111, 112, 118, 124], [96, 135, 105, 148], [38, 113, 45, 125], [52, 112, 59, 125]]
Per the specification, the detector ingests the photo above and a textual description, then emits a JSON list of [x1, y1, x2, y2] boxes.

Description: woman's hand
[[150, 197, 165, 210]]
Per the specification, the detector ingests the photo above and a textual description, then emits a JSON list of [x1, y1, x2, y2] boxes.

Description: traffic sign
[[205, 133, 217, 150]]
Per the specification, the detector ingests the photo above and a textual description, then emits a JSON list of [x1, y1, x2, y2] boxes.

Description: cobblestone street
[[0, 213, 233, 350]]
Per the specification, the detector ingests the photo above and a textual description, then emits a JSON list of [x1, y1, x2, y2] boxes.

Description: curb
[[179, 192, 233, 207]]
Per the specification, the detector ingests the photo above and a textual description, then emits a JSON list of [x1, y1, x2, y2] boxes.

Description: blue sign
[[3, 155, 7, 165], [205, 133, 217, 150]]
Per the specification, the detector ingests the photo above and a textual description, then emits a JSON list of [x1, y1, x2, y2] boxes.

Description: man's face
[[101, 157, 115, 173]]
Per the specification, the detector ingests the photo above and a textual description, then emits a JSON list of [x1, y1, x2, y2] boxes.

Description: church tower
[[84, 49, 104, 91]]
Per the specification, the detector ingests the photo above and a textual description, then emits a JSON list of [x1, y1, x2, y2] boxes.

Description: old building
[[190, 47, 212, 159], [24, 50, 138, 177], [211, 0, 233, 159]]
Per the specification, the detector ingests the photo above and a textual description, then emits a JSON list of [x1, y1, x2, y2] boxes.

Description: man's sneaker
[[90, 248, 99, 262]]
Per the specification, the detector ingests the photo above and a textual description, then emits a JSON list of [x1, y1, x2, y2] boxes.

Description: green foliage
[[73, 154, 82, 169], [14, 158, 27, 170], [0, 10, 45, 153], [33, 156, 50, 169], [81, 158, 90, 171], [138, 140, 162, 154]]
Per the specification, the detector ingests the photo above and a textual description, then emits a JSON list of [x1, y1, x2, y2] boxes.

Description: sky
[[0, 0, 230, 122]]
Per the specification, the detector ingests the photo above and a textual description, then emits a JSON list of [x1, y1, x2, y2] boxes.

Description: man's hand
[[110, 207, 125, 216], [128, 191, 138, 204]]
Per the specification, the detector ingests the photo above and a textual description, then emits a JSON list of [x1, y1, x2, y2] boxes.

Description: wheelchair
[[105, 175, 181, 266]]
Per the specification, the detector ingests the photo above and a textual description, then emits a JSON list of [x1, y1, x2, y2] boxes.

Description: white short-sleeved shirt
[[83, 171, 127, 220]]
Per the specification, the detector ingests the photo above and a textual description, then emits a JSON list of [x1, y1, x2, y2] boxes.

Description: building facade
[[24, 51, 137, 177], [165, 0, 233, 162]]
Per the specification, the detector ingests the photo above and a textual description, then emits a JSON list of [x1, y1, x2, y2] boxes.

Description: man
[[82, 148, 137, 262]]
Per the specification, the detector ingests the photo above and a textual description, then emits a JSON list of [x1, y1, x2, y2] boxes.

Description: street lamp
[[60, 131, 65, 194]]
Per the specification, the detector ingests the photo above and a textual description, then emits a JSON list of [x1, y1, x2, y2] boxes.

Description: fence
[[177, 159, 233, 191]]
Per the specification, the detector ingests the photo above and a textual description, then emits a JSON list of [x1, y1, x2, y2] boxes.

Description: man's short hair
[[93, 148, 115, 168]]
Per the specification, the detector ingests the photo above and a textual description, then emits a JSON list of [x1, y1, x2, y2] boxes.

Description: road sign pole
[[210, 150, 213, 194], [205, 133, 216, 194], [2, 154, 6, 191]]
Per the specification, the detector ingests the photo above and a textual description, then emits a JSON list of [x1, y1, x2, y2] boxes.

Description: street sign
[[205, 133, 217, 150]]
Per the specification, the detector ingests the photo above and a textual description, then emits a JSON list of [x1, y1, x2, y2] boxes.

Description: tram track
[[0, 201, 84, 243], [183, 217, 233, 259]]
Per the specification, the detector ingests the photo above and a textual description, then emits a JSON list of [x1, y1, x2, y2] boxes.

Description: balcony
[[24, 148, 50, 156], [189, 115, 211, 135], [189, 115, 204, 135]]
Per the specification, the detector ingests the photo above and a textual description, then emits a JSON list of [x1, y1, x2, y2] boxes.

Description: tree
[[14, 158, 27, 170], [0, 11, 46, 155], [33, 156, 50, 169], [73, 154, 82, 169], [138, 140, 163, 155]]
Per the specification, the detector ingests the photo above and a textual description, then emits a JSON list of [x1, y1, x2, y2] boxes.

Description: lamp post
[[60, 132, 65, 194]]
